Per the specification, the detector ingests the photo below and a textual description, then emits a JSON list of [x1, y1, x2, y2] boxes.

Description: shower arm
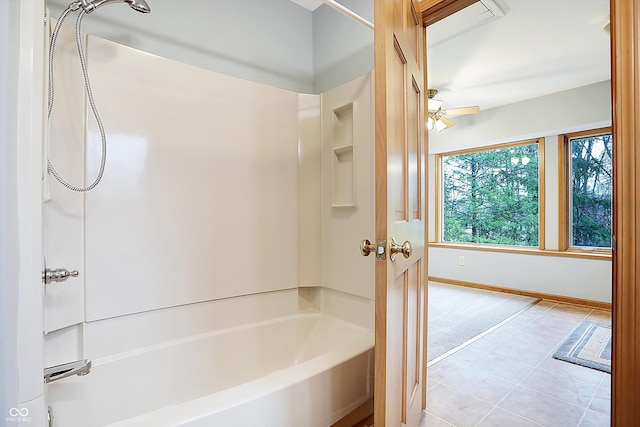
[[80, 0, 120, 14], [79, 0, 151, 14]]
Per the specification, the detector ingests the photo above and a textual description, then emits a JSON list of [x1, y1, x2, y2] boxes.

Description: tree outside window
[[441, 141, 540, 246], [570, 133, 612, 248]]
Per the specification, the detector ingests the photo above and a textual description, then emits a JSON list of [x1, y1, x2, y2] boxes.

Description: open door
[[373, 1, 427, 426]]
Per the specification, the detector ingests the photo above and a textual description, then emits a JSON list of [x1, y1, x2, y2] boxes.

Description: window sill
[[428, 242, 612, 260]]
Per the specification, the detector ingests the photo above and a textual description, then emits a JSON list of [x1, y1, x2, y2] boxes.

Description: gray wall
[[47, 0, 315, 93], [47, 0, 375, 94], [313, 0, 374, 93]]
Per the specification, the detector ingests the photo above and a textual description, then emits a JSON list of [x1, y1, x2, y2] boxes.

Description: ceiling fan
[[427, 89, 480, 132]]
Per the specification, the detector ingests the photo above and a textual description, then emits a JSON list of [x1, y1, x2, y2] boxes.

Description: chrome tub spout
[[44, 359, 92, 384]]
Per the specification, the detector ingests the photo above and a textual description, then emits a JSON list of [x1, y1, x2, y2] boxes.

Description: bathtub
[[46, 313, 374, 427]]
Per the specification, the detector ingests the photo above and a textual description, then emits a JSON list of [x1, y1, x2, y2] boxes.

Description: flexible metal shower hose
[[48, 2, 107, 192]]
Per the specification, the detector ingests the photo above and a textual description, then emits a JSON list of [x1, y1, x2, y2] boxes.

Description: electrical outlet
[[458, 256, 465, 266]]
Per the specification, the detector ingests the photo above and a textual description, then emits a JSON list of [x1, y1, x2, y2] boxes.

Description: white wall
[[429, 81, 611, 154], [46, 0, 315, 93], [428, 81, 613, 303], [4, 1, 48, 424], [0, 0, 21, 419]]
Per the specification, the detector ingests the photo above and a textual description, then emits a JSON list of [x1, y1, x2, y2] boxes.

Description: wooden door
[[374, 1, 427, 426]]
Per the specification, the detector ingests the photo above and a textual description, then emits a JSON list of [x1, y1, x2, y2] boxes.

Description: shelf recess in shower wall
[[331, 103, 355, 207]]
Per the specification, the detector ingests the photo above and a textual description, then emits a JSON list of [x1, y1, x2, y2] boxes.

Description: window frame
[[558, 126, 613, 254], [435, 137, 545, 249]]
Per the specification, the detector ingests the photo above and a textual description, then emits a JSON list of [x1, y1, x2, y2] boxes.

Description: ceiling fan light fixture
[[428, 98, 444, 112], [426, 88, 479, 132], [435, 119, 447, 132]]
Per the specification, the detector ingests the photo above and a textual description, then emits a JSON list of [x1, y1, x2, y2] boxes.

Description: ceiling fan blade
[[442, 106, 480, 116], [439, 116, 456, 129]]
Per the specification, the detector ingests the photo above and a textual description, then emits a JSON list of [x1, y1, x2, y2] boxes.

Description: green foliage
[[571, 134, 612, 248], [443, 144, 539, 246]]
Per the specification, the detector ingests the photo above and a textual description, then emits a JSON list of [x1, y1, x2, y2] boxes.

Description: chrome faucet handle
[[43, 268, 79, 285]]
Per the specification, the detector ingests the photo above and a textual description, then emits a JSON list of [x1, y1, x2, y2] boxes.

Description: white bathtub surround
[[43, 25, 376, 427], [46, 313, 374, 427], [320, 72, 375, 303], [298, 94, 322, 288], [44, 19, 87, 333], [83, 36, 299, 321], [320, 286, 375, 331], [83, 289, 304, 360]]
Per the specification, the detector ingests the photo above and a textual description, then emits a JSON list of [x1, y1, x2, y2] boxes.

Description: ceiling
[[426, 0, 610, 111], [290, 0, 323, 11], [293, 0, 610, 112]]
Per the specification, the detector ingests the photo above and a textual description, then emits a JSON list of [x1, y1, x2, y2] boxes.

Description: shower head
[[80, 0, 151, 14]]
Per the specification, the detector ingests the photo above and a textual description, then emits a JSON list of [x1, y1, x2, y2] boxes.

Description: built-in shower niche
[[331, 103, 355, 207]]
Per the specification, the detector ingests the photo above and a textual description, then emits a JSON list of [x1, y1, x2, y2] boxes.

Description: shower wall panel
[[320, 73, 374, 301], [83, 37, 299, 321], [44, 22, 87, 332], [297, 94, 321, 287]]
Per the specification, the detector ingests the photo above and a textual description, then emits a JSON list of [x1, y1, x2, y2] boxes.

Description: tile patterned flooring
[[421, 299, 611, 427]]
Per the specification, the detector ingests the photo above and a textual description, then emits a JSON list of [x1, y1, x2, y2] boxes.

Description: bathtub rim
[[104, 316, 374, 426], [92, 311, 369, 368]]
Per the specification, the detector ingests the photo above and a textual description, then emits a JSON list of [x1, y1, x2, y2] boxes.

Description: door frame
[[609, 0, 640, 424], [416, 0, 640, 425]]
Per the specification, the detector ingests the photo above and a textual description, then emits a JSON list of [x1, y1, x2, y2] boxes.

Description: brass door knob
[[389, 238, 412, 261], [360, 239, 376, 256]]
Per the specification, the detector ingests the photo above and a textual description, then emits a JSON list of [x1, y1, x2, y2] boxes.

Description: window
[[566, 129, 612, 248], [439, 139, 542, 247]]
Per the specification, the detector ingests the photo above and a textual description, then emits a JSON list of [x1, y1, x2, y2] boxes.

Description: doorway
[[412, 0, 639, 425]]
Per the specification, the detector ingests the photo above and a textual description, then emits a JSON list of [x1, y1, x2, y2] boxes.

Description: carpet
[[553, 320, 612, 373], [427, 283, 539, 362]]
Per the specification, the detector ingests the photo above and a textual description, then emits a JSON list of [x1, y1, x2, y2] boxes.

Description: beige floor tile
[[506, 330, 564, 353], [420, 411, 455, 427], [548, 303, 593, 317], [586, 310, 613, 324], [425, 287, 612, 427], [475, 407, 541, 427], [499, 385, 586, 427], [588, 381, 612, 417], [537, 357, 605, 386], [440, 365, 515, 405], [521, 367, 599, 407], [466, 353, 534, 385], [579, 409, 610, 427], [460, 330, 509, 352], [427, 376, 441, 392], [526, 317, 582, 338], [425, 383, 494, 427], [599, 375, 611, 390], [433, 345, 485, 366], [428, 357, 468, 382], [486, 339, 550, 367]]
